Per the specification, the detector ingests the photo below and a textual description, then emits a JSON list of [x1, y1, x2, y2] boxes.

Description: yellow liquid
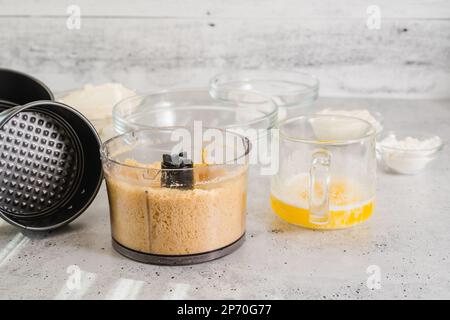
[[271, 176, 374, 230]]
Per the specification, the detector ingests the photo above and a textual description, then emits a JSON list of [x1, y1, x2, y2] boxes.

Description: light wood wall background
[[1, 0, 449, 98]]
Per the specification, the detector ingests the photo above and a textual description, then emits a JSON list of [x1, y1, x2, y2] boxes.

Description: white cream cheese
[[378, 134, 442, 174], [317, 109, 383, 134], [59, 83, 135, 121]]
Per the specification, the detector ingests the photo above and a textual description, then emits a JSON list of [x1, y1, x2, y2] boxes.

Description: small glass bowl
[[210, 70, 319, 120], [112, 88, 277, 135], [377, 131, 444, 175]]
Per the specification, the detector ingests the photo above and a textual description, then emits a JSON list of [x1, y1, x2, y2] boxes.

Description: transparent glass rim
[[112, 87, 278, 132], [210, 69, 320, 97], [278, 114, 377, 145], [101, 127, 251, 171]]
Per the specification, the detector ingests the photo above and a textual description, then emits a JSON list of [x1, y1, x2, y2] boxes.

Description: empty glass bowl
[[210, 70, 319, 120], [112, 88, 277, 135]]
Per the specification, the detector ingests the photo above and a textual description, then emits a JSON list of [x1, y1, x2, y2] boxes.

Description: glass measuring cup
[[271, 115, 377, 229]]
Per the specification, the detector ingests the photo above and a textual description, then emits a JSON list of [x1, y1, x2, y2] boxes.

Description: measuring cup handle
[[309, 149, 331, 225]]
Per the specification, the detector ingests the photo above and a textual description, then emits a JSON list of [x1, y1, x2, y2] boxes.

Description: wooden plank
[[0, 0, 449, 19], [0, 17, 449, 98]]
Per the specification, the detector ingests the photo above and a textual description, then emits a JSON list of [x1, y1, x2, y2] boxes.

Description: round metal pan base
[[112, 234, 245, 266]]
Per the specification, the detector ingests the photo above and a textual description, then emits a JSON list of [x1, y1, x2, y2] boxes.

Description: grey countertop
[[0, 97, 449, 300]]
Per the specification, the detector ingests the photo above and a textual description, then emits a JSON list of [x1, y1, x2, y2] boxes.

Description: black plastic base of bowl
[[112, 234, 245, 266]]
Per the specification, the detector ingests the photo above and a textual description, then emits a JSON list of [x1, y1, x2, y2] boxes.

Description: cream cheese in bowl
[[317, 108, 383, 135], [377, 132, 444, 174], [57, 83, 136, 139]]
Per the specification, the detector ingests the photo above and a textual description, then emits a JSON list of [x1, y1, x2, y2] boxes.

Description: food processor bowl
[[101, 127, 250, 265]]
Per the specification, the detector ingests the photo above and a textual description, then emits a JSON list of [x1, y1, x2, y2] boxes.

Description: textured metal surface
[[0, 110, 80, 217], [0, 101, 103, 230]]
